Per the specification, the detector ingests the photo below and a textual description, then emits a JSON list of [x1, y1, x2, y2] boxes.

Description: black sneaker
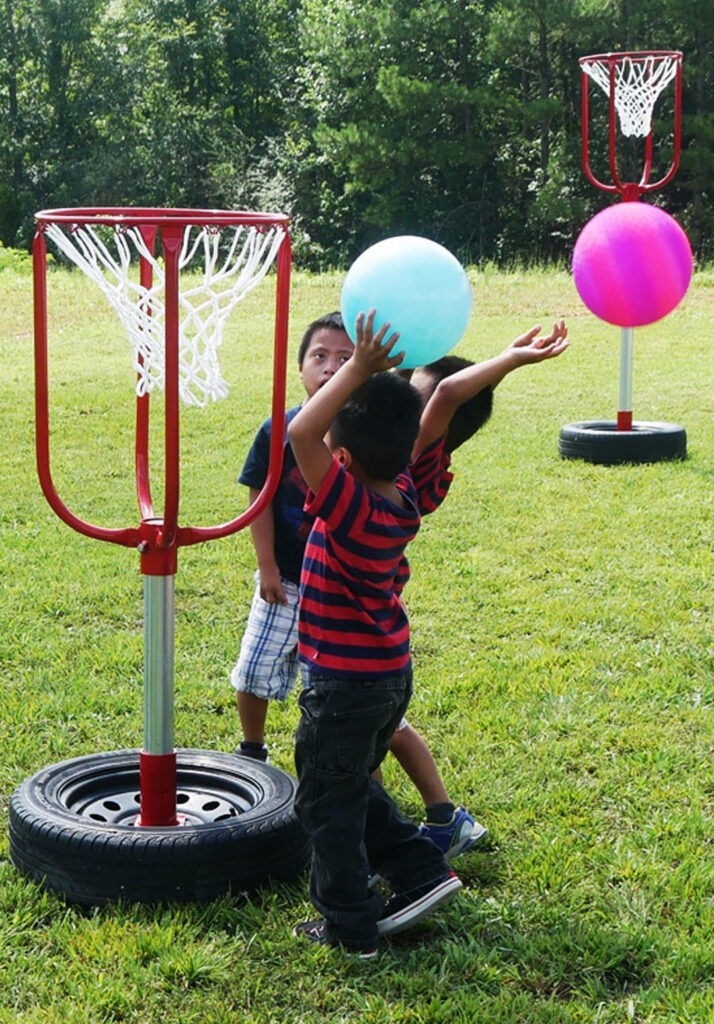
[[367, 867, 383, 889], [293, 919, 378, 959], [377, 869, 462, 936], [236, 741, 269, 762]]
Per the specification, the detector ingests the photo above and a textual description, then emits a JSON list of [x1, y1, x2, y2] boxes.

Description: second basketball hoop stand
[[580, 50, 683, 431]]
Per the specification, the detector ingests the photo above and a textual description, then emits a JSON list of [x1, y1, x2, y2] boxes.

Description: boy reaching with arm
[[232, 311, 485, 859], [412, 320, 569, 457], [374, 319, 569, 853], [288, 311, 462, 956]]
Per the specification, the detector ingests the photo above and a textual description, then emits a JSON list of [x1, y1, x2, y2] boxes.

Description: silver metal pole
[[143, 574, 174, 754], [619, 326, 634, 424]]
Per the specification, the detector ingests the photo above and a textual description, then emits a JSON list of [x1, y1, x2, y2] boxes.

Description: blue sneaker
[[418, 807, 487, 859], [369, 809, 485, 889]]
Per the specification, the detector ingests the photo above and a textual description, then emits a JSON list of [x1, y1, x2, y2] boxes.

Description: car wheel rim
[[56, 763, 260, 826]]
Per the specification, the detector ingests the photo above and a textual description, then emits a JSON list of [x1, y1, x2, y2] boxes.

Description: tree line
[[1, 0, 713, 268]]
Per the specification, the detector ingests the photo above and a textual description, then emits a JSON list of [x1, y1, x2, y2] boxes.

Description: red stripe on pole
[[138, 751, 178, 826]]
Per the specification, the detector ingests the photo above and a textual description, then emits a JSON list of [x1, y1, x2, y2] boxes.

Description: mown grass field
[[0, 260, 712, 1023]]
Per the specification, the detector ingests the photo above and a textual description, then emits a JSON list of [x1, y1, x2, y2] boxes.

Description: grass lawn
[[0, 260, 712, 1023]]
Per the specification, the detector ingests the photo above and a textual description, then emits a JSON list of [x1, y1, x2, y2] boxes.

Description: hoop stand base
[[559, 419, 687, 465]]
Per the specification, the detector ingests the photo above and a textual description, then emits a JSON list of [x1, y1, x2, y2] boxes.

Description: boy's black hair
[[420, 355, 493, 453], [297, 311, 348, 367], [330, 372, 422, 481]]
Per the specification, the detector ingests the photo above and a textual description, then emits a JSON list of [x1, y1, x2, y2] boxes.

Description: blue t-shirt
[[239, 406, 312, 584]]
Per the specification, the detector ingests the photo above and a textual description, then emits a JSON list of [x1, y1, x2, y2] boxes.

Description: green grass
[[1, 264, 713, 1022]]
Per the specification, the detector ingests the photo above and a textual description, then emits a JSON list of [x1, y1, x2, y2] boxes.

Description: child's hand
[[258, 568, 288, 605], [507, 319, 569, 365], [353, 309, 405, 376]]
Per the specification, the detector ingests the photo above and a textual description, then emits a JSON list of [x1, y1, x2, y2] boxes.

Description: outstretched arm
[[414, 319, 568, 455], [288, 310, 404, 494]]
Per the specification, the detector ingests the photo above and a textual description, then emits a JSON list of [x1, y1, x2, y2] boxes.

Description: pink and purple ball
[[572, 203, 693, 328]]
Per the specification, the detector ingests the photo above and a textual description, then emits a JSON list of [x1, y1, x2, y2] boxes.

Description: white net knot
[[582, 54, 679, 138], [45, 221, 286, 407]]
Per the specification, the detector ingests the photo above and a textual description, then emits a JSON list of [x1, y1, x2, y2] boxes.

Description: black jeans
[[294, 669, 450, 950]]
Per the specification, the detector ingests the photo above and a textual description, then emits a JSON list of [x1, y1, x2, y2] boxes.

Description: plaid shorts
[[230, 573, 300, 701]]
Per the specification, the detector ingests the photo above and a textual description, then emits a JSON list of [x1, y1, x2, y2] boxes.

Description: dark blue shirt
[[239, 406, 312, 584]]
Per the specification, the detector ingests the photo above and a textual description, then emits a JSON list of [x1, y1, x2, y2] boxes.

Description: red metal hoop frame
[[580, 50, 682, 201], [33, 207, 291, 576], [34, 207, 291, 826]]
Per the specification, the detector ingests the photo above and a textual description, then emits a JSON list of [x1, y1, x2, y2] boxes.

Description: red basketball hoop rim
[[32, 204, 292, 552], [579, 49, 683, 197], [579, 49, 682, 66], [34, 207, 291, 231]]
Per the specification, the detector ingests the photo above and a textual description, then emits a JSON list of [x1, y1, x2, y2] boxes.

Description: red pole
[[160, 225, 183, 551]]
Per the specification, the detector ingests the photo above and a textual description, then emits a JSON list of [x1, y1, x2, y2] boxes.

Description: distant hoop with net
[[581, 50, 681, 138], [36, 207, 289, 407], [562, 51, 689, 465], [580, 50, 682, 199]]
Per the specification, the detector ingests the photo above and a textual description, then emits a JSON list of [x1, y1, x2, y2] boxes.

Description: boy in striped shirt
[[231, 311, 485, 857], [289, 310, 462, 955]]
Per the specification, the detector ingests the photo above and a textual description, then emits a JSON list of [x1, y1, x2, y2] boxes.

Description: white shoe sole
[[377, 874, 462, 936], [371, 821, 487, 888], [446, 820, 488, 859]]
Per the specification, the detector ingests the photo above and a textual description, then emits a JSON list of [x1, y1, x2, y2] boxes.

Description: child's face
[[299, 328, 354, 398]]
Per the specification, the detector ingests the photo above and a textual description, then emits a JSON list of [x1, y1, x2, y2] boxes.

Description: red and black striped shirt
[[298, 439, 453, 679]]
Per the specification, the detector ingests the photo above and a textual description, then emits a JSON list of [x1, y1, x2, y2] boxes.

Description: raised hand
[[507, 319, 569, 364], [353, 309, 406, 376]]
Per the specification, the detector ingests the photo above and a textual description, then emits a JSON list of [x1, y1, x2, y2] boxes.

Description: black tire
[[9, 749, 310, 906], [559, 420, 687, 465]]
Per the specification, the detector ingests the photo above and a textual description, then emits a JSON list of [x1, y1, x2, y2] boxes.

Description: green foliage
[[300, 0, 502, 261], [0, 0, 713, 263], [0, 243, 32, 272]]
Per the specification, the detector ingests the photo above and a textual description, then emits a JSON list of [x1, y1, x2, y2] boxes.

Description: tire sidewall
[[559, 420, 687, 465], [9, 749, 309, 904]]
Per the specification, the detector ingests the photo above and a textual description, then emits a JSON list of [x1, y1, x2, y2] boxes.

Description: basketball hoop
[[39, 207, 288, 407], [580, 50, 682, 200], [32, 206, 292, 838], [581, 50, 681, 138], [566, 52, 689, 460], [578, 51, 683, 423]]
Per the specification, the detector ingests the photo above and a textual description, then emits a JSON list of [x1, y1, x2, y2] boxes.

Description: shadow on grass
[[370, 839, 657, 1004]]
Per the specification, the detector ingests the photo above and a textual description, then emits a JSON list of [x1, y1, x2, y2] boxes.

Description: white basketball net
[[582, 54, 679, 138], [45, 221, 286, 406]]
